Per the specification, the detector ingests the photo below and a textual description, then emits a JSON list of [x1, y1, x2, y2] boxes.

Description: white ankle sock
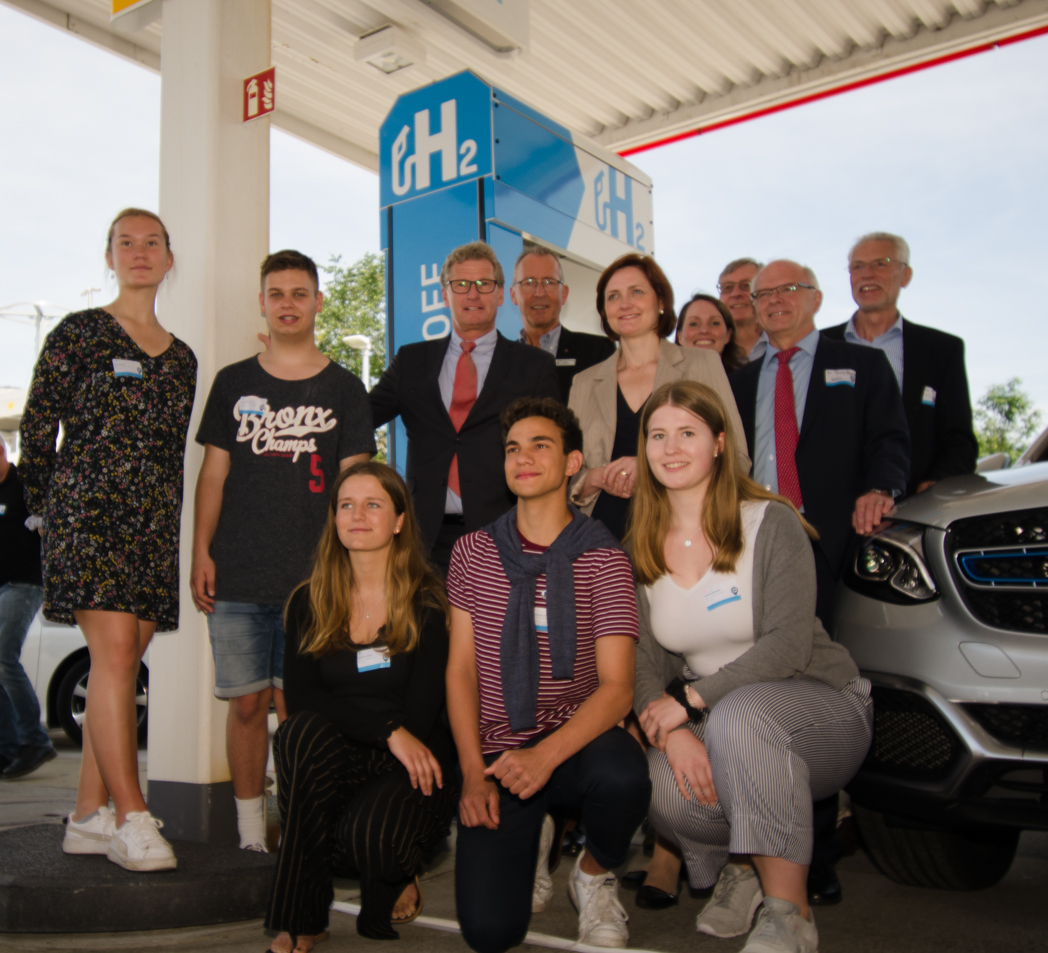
[[235, 795, 266, 850]]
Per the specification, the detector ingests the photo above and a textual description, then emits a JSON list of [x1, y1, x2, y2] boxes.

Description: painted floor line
[[330, 901, 670, 953]]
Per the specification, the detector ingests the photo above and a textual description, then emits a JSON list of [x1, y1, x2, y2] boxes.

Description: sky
[[1, 4, 1046, 419]]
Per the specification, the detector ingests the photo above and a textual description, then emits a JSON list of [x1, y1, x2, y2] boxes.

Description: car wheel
[[56, 658, 149, 747], [853, 804, 1018, 890]]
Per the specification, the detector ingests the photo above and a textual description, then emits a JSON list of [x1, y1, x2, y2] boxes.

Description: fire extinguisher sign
[[243, 67, 276, 123]]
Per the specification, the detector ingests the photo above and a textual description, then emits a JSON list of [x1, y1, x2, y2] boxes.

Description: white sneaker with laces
[[532, 814, 555, 913], [741, 897, 818, 953], [62, 806, 116, 855], [107, 811, 178, 872], [567, 854, 629, 948], [696, 863, 764, 937]]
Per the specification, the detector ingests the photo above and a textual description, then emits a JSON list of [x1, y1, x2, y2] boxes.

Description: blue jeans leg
[[0, 582, 49, 751]]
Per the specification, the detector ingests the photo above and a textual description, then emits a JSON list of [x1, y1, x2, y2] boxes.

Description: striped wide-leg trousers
[[266, 710, 457, 937], [648, 677, 872, 888]]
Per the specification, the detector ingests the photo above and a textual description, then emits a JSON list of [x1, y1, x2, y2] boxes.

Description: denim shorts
[[207, 601, 285, 698]]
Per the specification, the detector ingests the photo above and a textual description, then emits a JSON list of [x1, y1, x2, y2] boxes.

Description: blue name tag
[[825, 369, 856, 387], [357, 647, 390, 672], [705, 586, 741, 612], [112, 358, 143, 379], [922, 386, 937, 407]]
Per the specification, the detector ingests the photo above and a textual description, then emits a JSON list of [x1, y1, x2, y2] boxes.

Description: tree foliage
[[974, 378, 1043, 463], [314, 251, 387, 459]]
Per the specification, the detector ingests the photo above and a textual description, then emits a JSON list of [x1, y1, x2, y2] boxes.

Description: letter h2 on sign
[[391, 100, 480, 196]]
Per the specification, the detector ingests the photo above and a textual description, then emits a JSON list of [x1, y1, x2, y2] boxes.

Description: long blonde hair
[[289, 462, 448, 657], [626, 381, 817, 586]]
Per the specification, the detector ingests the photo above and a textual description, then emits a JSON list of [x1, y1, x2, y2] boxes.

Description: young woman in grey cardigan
[[626, 381, 871, 953]]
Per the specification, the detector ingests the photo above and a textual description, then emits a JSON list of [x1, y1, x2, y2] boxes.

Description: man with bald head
[[822, 233, 976, 495], [729, 260, 909, 909], [730, 259, 909, 621]]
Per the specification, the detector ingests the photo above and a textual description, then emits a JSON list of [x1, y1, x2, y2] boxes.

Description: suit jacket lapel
[[653, 337, 685, 390], [428, 335, 456, 431], [799, 335, 829, 443], [556, 327, 573, 359], [900, 317, 920, 415], [589, 350, 619, 437]]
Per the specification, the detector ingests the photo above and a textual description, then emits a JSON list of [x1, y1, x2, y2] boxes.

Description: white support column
[[147, 0, 271, 844]]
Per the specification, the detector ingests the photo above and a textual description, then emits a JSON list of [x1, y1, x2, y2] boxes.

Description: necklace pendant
[[684, 539, 692, 547]]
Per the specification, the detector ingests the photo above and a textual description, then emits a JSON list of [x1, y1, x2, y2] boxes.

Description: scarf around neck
[[483, 504, 621, 732]]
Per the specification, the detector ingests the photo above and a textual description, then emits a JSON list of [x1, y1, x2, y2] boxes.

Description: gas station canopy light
[[354, 25, 426, 75]]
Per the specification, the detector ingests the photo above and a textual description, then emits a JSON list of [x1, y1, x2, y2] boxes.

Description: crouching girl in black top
[[266, 462, 456, 953]]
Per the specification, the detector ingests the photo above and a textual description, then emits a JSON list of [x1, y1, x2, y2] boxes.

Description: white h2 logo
[[391, 99, 479, 197]]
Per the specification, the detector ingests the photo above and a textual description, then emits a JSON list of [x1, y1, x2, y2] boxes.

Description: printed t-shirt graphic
[[196, 357, 375, 605]]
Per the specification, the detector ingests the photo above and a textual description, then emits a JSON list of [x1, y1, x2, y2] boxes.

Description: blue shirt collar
[[844, 311, 903, 343], [451, 326, 498, 352], [762, 326, 820, 367]]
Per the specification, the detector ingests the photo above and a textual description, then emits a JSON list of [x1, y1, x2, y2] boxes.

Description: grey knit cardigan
[[633, 500, 860, 717]]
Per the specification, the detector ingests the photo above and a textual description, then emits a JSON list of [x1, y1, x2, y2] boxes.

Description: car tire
[[853, 804, 1018, 890], [56, 658, 149, 747]]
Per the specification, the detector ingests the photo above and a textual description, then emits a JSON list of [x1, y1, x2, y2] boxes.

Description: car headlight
[[852, 522, 939, 603]]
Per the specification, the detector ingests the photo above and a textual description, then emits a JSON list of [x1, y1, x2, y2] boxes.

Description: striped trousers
[[649, 677, 872, 888], [266, 710, 457, 938]]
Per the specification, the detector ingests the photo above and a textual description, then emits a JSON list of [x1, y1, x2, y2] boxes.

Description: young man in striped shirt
[[446, 397, 650, 952]]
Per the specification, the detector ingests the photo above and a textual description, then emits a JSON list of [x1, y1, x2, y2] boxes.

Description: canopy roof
[[9, 0, 1048, 169]]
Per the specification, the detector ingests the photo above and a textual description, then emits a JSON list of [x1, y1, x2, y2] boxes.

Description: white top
[[646, 500, 769, 678]]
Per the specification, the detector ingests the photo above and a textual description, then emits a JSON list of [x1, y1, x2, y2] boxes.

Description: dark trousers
[[455, 727, 650, 953], [431, 516, 466, 578], [266, 711, 457, 938], [812, 542, 842, 870]]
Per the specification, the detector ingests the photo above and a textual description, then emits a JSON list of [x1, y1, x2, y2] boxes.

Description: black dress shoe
[[621, 870, 647, 891], [635, 884, 679, 910], [2, 745, 57, 780], [807, 862, 843, 906]]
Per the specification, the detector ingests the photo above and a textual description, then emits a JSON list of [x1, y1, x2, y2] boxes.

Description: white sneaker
[[696, 863, 764, 937], [532, 814, 555, 912], [741, 897, 818, 953], [62, 806, 116, 855], [107, 811, 178, 872], [568, 854, 629, 948], [243, 841, 269, 853]]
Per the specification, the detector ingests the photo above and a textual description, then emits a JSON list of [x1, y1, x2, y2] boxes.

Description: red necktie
[[447, 341, 477, 497], [774, 347, 804, 509]]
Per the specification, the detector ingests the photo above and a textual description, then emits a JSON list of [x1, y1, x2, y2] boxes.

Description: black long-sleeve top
[[283, 586, 455, 767]]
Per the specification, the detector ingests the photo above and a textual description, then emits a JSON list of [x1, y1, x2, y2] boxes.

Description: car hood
[[891, 462, 1048, 529]]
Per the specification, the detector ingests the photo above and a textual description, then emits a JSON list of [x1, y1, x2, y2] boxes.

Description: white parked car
[[20, 611, 149, 746]]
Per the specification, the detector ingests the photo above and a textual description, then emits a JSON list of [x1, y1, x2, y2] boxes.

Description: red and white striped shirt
[[447, 528, 638, 754]]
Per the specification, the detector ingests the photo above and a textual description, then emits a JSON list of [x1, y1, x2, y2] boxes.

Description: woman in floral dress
[[19, 209, 197, 871]]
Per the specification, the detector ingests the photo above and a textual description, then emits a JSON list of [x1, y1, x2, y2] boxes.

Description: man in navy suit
[[729, 259, 910, 908], [510, 247, 615, 402], [370, 242, 561, 574], [821, 233, 976, 496]]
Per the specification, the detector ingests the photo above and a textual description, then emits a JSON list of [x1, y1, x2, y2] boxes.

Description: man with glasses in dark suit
[[822, 232, 976, 495], [370, 242, 561, 574], [510, 247, 614, 402]]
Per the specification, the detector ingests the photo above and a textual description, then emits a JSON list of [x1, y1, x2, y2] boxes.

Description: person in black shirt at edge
[[266, 462, 456, 953]]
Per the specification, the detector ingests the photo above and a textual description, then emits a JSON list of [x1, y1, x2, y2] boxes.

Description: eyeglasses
[[848, 257, 907, 274], [447, 278, 500, 294], [514, 277, 563, 293], [751, 283, 816, 302], [717, 280, 752, 295]]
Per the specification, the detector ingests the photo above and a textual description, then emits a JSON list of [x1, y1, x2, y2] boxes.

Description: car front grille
[[865, 687, 964, 780], [963, 703, 1048, 751], [947, 507, 1048, 633]]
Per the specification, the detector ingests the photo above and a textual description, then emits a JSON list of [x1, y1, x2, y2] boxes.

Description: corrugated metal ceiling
[[7, 0, 1048, 169]]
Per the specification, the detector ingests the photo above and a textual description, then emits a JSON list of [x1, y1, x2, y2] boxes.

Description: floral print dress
[[19, 309, 197, 630]]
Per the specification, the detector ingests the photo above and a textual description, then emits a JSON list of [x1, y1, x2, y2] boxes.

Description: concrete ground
[[1, 730, 1046, 953]]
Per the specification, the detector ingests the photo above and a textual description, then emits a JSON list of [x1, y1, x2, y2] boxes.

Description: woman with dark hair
[[266, 461, 456, 953], [567, 254, 748, 541], [675, 294, 748, 375], [627, 381, 871, 953], [20, 208, 196, 871]]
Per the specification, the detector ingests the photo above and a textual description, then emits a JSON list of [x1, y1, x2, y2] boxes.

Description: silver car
[[833, 460, 1048, 890]]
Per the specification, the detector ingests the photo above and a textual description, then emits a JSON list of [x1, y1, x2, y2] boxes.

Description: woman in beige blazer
[[568, 253, 749, 539]]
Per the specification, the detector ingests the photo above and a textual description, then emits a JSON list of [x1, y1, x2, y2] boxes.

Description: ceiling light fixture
[[354, 25, 426, 75]]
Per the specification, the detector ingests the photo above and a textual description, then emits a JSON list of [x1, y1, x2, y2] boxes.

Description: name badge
[[704, 585, 741, 612], [555, 358, 577, 366], [0, 504, 6, 516], [112, 359, 143, 379], [534, 605, 549, 633], [825, 369, 856, 387], [357, 646, 390, 672], [235, 395, 268, 417], [922, 386, 937, 407]]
